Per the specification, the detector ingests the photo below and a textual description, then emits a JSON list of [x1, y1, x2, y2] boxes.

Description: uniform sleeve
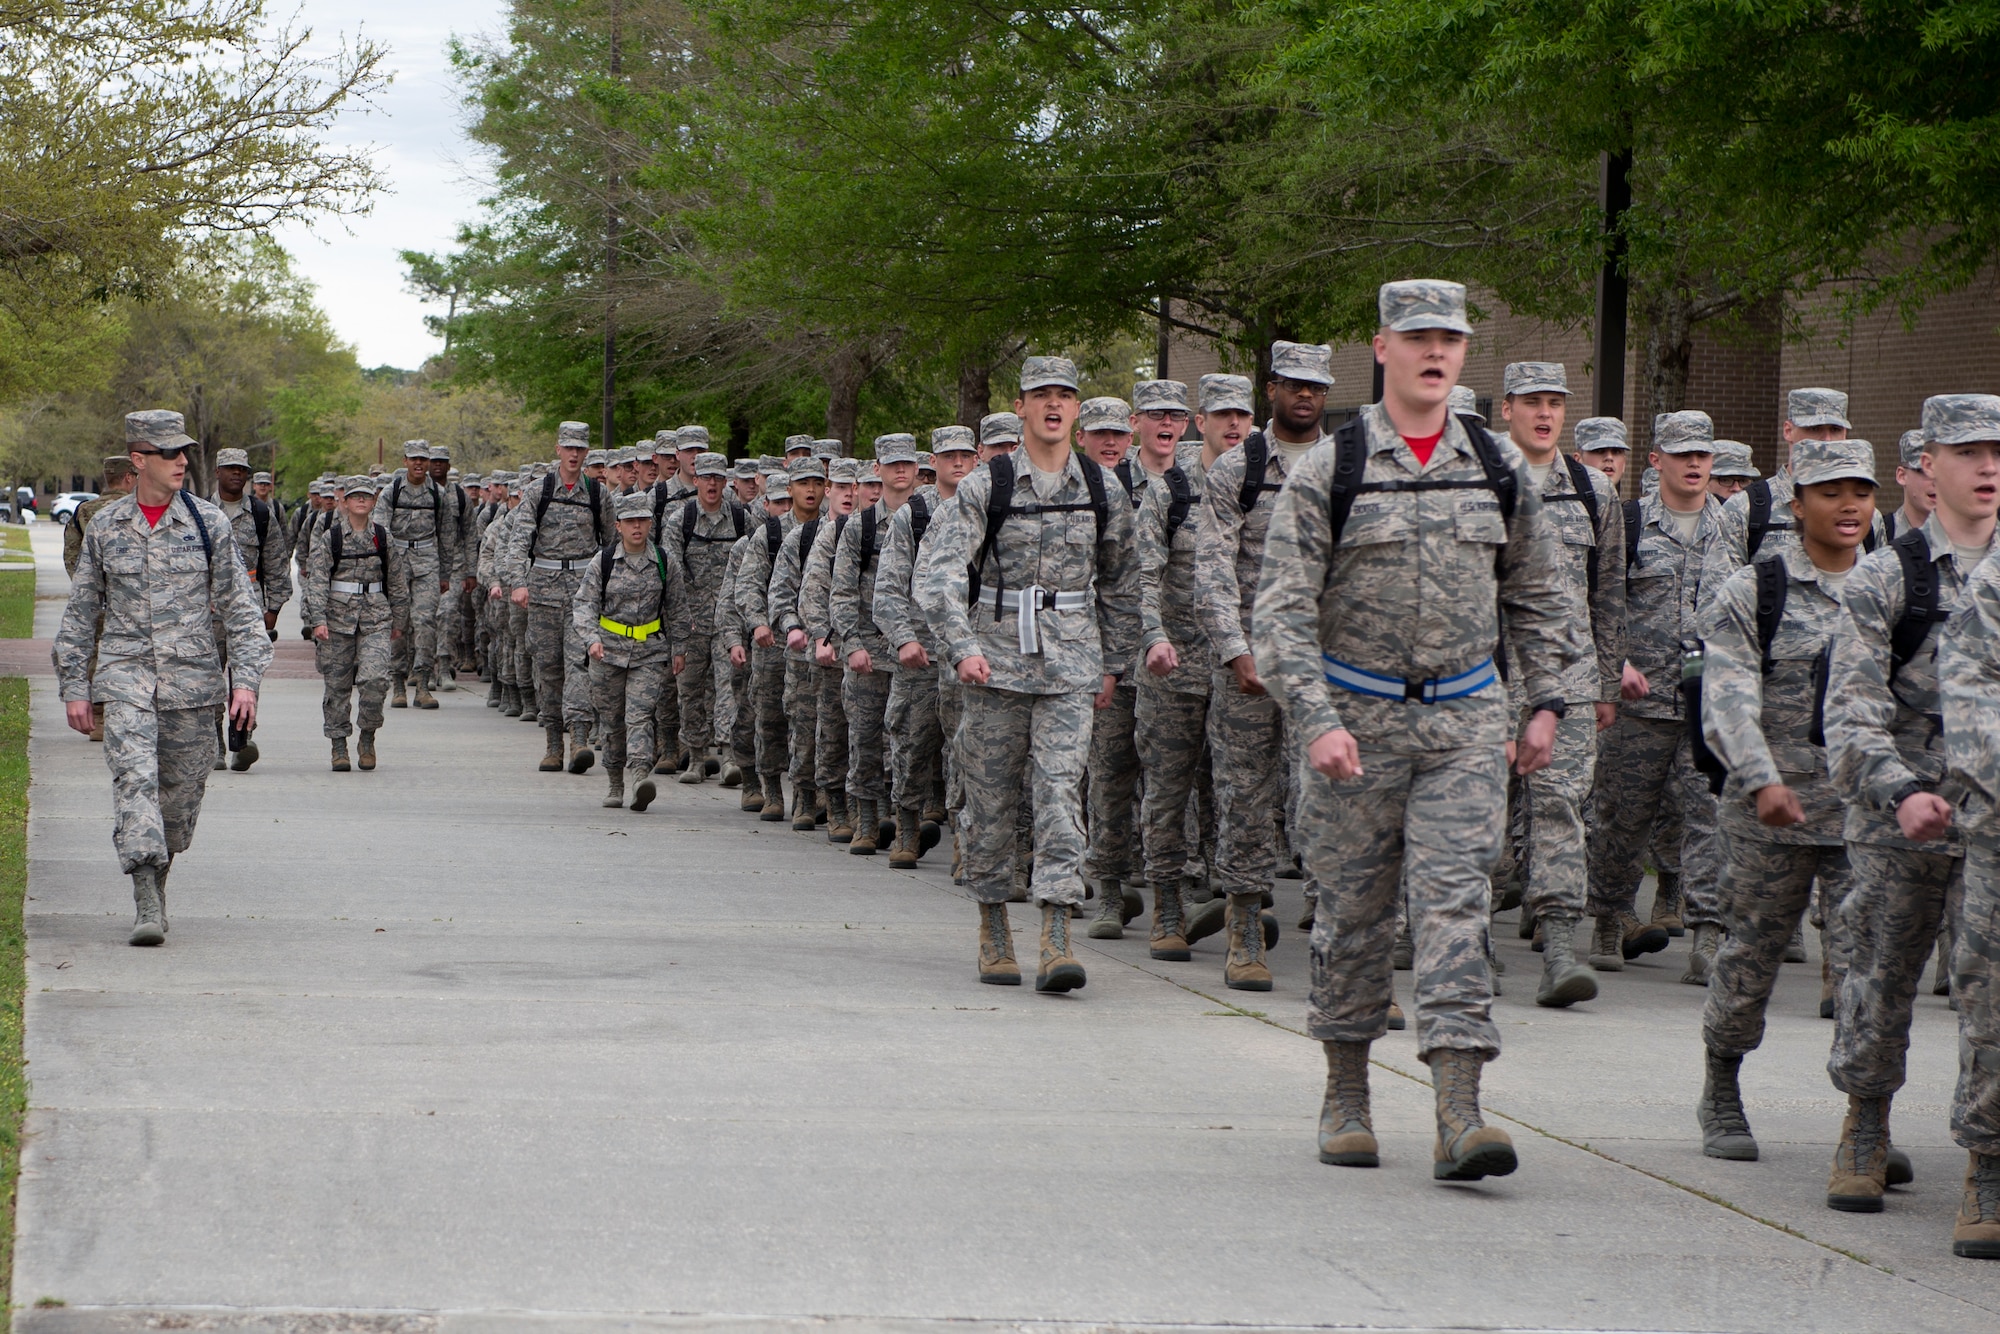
[[1495, 467, 1575, 710], [716, 539, 746, 648], [1826, 553, 1924, 813], [802, 533, 839, 646], [575, 553, 605, 647], [1092, 469, 1141, 680], [1589, 472, 1627, 702], [62, 509, 84, 578], [1942, 564, 2000, 812], [388, 536, 413, 616], [769, 531, 805, 636], [260, 508, 294, 613], [502, 496, 534, 590], [874, 505, 921, 653], [1699, 498, 1749, 612], [915, 472, 985, 668], [1135, 476, 1172, 657], [211, 516, 274, 691], [306, 526, 334, 628], [53, 522, 107, 701], [829, 516, 865, 646], [1251, 453, 1343, 741], [1194, 450, 1252, 665], [1698, 569, 1780, 793], [736, 532, 774, 630]]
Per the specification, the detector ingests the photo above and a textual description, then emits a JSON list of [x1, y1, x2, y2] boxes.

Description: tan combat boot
[[719, 760, 743, 788], [825, 788, 853, 844], [330, 738, 351, 772], [1953, 1152, 2000, 1259], [1697, 1047, 1758, 1160], [567, 728, 595, 775], [1149, 883, 1191, 961], [1588, 913, 1625, 972], [1827, 1093, 1891, 1212], [888, 808, 921, 869], [977, 902, 1020, 986], [1035, 901, 1086, 993], [759, 774, 787, 821], [129, 866, 165, 947], [678, 748, 708, 785], [603, 770, 625, 809], [848, 799, 879, 855], [741, 777, 765, 812], [539, 724, 565, 772], [1087, 878, 1126, 940], [1223, 893, 1273, 992], [357, 730, 376, 771], [630, 769, 657, 812], [415, 681, 438, 710], [390, 675, 408, 708], [1651, 870, 1686, 937], [1682, 922, 1721, 986], [1318, 1040, 1378, 1167], [791, 781, 818, 832], [1429, 1048, 1515, 1181]]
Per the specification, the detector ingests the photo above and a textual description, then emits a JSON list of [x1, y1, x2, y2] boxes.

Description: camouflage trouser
[[1954, 841, 2000, 1153], [591, 657, 667, 776], [1828, 841, 1962, 1098], [677, 631, 716, 757], [653, 653, 682, 765], [481, 595, 509, 684], [1587, 713, 1721, 928], [751, 647, 788, 778], [1299, 742, 1506, 1059], [937, 666, 964, 815], [1208, 668, 1285, 897], [1494, 709, 1596, 920], [320, 620, 392, 738], [843, 667, 893, 802], [1704, 836, 1854, 1058], [888, 667, 942, 815], [508, 601, 532, 696], [814, 663, 847, 792], [391, 549, 441, 680], [1084, 682, 1140, 885], [1136, 684, 1212, 896], [724, 645, 755, 766], [104, 702, 217, 874], [958, 684, 1093, 906], [528, 599, 592, 731], [784, 656, 817, 786], [435, 581, 460, 671]]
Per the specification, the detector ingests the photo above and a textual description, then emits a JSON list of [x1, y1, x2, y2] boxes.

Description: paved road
[[12, 523, 2000, 1332]]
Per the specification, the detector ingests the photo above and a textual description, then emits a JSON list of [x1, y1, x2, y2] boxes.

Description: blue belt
[[1322, 654, 1497, 704]]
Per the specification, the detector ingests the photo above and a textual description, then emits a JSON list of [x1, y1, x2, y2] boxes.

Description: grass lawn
[[0, 526, 29, 558], [0, 572, 32, 641], [0, 680, 25, 1323]]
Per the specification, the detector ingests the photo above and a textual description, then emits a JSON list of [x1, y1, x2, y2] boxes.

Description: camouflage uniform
[[715, 518, 758, 772], [664, 455, 743, 767], [54, 413, 272, 882], [736, 494, 798, 790], [1252, 398, 1574, 1058], [875, 467, 952, 825], [374, 447, 458, 691], [503, 428, 610, 741], [1699, 488, 1865, 1060], [577, 508, 689, 787], [798, 494, 849, 812], [772, 483, 835, 804], [1941, 556, 2000, 1158], [834, 439, 918, 813], [309, 492, 411, 739]]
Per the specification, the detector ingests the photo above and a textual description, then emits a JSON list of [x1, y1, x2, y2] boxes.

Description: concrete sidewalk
[[10, 516, 1999, 1331]]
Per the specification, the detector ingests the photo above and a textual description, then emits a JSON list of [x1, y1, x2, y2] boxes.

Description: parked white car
[[51, 492, 99, 525]]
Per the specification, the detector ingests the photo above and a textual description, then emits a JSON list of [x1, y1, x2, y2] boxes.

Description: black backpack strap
[[1325, 417, 1370, 548], [1623, 498, 1643, 579], [909, 493, 931, 547], [1554, 455, 1602, 600], [1889, 526, 1948, 680], [374, 522, 387, 564], [598, 540, 619, 607], [251, 496, 269, 551], [1238, 431, 1280, 512], [1753, 555, 1787, 674], [587, 477, 605, 544], [330, 522, 342, 570], [1862, 525, 1880, 554], [800, 516, 821, 563], [1745, 479, 1773, 558], [1884, 510, 1898, 541], [764, 515, 783, 561], [679, 498, 700, 561], [860, 506, 878, 579], [968, 453, 1016, 610], [177, 491, 212, 565], [1114, 458, 1136, 503], [1163, 465, 1194, 543], [1458, 415, 1518, 522], [1081, 457, 1110, 542]]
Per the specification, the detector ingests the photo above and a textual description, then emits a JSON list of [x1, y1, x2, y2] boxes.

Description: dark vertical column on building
[[1593, 150, 1632, 422], [1156, 295, 1171, 383]]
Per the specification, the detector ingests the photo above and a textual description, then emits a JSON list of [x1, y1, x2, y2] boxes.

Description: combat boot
[[357, 730, 376, 771], [1299, 895, 1317, 932], [1953, 1152, 2000, 1258], [1820, 946, 1836, 1019], [603, 770, 625, 809], [1783, 922, 1808, 963], [759, 774, 787, 821], [740, 780, 764, 812], [791, 782, 818, 832], [825, 788, 853, 844], [1184, 894, 1227, 947], [213, 718, 227, 770], [889, 808, 921, 869], [1318, 1040, 1378, 1168], [679, 748, 708, 785], [1087, 878, 1125, 940], [630, 770, 657, 813], [1388, 1000, 1406, 1030], [1534, 915, 1598, 1008], [1588, 914, 1625, 972], [1430, 1048, 1515, 1181], [391, 674, 408, 708], [228, 733, 259, 771], [978, 902, 1020, 986], [1619, 910, 1669, 959], [501, 685, 522, 718], [1682, 922, 1720, 986], [539, 724, 564, 772], [157, 857, 172, 934], [129, 866, 166, 947], [1035, 901, 1086, 993], [1651, 871, 1686, 937], [567, 728, 594, 775], [1149, 883, 1191, 961], [1697, 1047, 1759, 1160], [486, 677, 503, 708], [436, 661, 457, 692], [1109, 878, 1142, 926], [518, 686, 538, 720], [330, 738, 351, 772], [1827, 1093, 1892, 1212], [1224, 893, 1273, 992], [720, 761, 743, 788], [89, 701, 104, 742], [849, 799, 879, 855], [1392, 913, 1414, 970]]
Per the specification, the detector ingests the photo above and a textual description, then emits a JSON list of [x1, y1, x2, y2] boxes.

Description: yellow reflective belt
[[598, 616, 663, 642]]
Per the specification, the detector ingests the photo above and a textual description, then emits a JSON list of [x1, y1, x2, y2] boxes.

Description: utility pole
[[601, 0, 622, 452]]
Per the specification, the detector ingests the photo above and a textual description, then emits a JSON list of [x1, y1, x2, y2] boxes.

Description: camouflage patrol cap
[[1269, 341, 1335, 387], [1899, 429, 1927, 468], [1132, 380, 1190, 413], [1710, 441, 1759, 478], [1923, 394, 2000, 445], [1574, 417, 1628, 451], [214, 448, 250, 470], [611, 491, 654, 522], [917, 452, 934, 470], [584, 450, 608, 467], [428, 444, 452, 462], [460, 472, 480, 486], [1019, 355, 1079, 392], [1652, 410, 1715, 454], [252, 470, 272, 484], [874, 433, 920, 465], [732, 459, 759, 480], [1078, 398, 1133, 433], [677, 425, 709, 451], [790, 458, 827, 482], [932, 425, 976, 454], [1786, 388, 1850, 429], [1502, 362, 1567, 397], [653, 433, 677, 457], [402, 440, 429, 459], [307, 480, 325, 496], [812, 439, 840, 460], [757, 457, 784, 475], [1448, 385, 1483, 423], [980, 412, 1023, 445], [557, 422, 589, 447], [693, 452, 728, 477], [1378, 279, 1472, 334], [828, 458, 862, 484], [124, 410, 196, 451], [783, 434, 814, 455], [103, 455, 133, 479], [1198, 374, 1254, 414], [764, 473, 792, 498], [1792, 438, 1877, 488]]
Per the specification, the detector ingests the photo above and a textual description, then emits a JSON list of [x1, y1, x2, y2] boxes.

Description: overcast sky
[[270, 1, 506, 370]]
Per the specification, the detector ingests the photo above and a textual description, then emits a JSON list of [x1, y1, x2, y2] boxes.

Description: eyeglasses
[[1137, 409, 1190, 422], [129, 447, 189, 459], [1272, 378, 1329, 396]]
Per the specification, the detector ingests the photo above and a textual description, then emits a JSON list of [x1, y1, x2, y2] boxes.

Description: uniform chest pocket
[[1548, 502, 1596, 549], [1452, 498, 1508, 546], [1062, 513, 1098, 547], [1338, 495, 1416, 548], [156, 542, 213, 579]]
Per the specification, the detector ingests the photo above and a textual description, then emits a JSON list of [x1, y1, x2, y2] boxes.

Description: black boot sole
[[1623, 925, 1671, 959], [1887, 1149, 1913, 1187], [568, 749, 594, 775], [1535, 971, 1599, 1008], [1035, 963, 1086, 993], [1319, 1149, 1380, 1168], [631, 781, 656, 813], [1952, 1238, 2000, 1258], [1827, 1193, 1885, 1213], [1434, 1142, 1517, 1181], [979, 971, 1022, 987]]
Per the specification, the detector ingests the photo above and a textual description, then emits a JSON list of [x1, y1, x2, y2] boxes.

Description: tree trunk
[[825, 345, 871, 452], [728, 410, 751, 461], [1642, 289, 1695, 422], [956, 355, 990, 428]]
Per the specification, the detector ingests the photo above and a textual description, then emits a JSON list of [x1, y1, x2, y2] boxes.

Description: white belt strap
[[330, 580, 384, 595], [397, 537, 434, 551], [986, 586, 1089, 656], [1322, 654, 1497, 704], [532, 557, 588, 571]]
